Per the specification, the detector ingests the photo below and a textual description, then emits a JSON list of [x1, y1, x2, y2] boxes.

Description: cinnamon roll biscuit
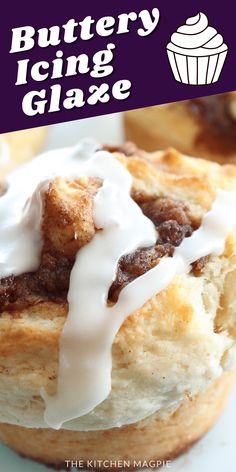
[[0, 143, 236, 468], [124, 92, 236, 164]]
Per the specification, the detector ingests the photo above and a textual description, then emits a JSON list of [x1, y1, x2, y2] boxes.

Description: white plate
[[0, 114, 235, 471]]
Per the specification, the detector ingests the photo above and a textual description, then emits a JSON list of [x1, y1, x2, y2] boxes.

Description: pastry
[[0, 126, 48, 177], [0, 141, 236, 469], [167, 12, 228, 85], [124, 92, 236, 164]]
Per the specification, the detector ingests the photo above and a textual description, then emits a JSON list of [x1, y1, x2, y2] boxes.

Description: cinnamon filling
[[188, 93, 236, 155], [0, 181, 204, 313], [103, 142, 143, 157], [108, 195, 197, 303]]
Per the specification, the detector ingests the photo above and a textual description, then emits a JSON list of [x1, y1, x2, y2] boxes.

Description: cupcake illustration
[[167, 12, 228, 85]]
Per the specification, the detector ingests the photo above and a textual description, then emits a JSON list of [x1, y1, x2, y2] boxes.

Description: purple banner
[[0, 0, 235, 133]]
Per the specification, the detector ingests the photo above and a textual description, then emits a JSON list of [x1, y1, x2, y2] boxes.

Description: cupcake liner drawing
[[167, 12, 228, 85]]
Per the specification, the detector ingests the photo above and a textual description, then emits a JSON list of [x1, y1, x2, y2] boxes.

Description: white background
[[0, 114, 235, 471]]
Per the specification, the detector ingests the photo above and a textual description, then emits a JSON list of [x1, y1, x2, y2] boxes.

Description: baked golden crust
[[124, 92, 236, 164], [0, 372, 234, 469], [0, 146, 236, 461]]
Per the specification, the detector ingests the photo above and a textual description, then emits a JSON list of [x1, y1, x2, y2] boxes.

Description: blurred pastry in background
[[124, 92, 236, 164], [0, 126, 48, 177]]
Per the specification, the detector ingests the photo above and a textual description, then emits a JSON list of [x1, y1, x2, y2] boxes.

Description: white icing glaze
[[0, 140, 236, 430], [0, 141, 98, 277], [171, 12, 224, 50]]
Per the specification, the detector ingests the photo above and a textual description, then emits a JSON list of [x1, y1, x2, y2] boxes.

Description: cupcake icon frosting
[[167, 12, 228, 85]]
